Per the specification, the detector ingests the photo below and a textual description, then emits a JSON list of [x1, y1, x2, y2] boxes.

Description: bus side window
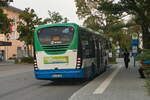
[[78, 35, 83, 59], [80, 29, 87, 58], [91, 37, 95, 57]]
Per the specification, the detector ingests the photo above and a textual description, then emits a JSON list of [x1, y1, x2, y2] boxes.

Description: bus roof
[[35, 23, 108, 40], [35, 23, 78, 31]]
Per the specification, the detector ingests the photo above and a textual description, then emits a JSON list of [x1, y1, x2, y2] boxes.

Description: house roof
[[1, 6, 22, 13]]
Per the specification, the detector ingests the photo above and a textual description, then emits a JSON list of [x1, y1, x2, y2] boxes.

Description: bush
[[135, 49, 150, 61], [109, 56, 117, 64], [8, 57, 13, 60], [145, 79, 150, 95], [14, 58, 20, 64], [20, 56, 34, 63], [144, 68, 150, 78], [136, 49, 150, 95]]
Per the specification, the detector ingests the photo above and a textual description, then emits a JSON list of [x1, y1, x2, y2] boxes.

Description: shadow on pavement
[[41, 79, 89, 86]]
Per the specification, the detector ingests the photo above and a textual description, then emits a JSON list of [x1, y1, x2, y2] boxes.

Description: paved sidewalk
[[69, 59, 150, 100]]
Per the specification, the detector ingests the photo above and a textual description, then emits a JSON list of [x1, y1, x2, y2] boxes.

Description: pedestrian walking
[[124, 49, 130, 69]]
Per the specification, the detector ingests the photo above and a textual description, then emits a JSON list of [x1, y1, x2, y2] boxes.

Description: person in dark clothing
[[124, 49, 130, 69], [138, 67, 146, 78]]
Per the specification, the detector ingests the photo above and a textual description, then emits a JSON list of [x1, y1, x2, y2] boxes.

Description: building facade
[[0, 6, 25, 61]]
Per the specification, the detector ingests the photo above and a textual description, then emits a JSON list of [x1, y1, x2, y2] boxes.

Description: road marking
[[93, 65, 122, 94]]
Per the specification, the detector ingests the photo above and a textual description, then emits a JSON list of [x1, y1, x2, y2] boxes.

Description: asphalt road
[[2, 58, 148, 100], [0, 64, 88, 100]]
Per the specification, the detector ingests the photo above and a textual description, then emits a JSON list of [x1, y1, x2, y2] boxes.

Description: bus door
[[101, 44, 105, 72], [99, 42, 103, 72], [96, 40, 100, 74]]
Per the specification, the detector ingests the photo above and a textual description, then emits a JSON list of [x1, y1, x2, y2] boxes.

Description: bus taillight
[[76, 58, 81, 69], [34, 60, 39, 70]]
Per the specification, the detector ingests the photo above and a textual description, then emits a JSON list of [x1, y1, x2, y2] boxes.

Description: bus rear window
[[37, 26, 74, 45]]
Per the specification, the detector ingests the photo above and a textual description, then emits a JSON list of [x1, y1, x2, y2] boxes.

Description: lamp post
[[109, 37, 113, 43], [5, 34, 10, 61], [109, 37, 113, 58]]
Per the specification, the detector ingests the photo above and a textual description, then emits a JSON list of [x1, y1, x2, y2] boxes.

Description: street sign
[[131, 39, 139, 46], [132, 33, 138, 39], [132, 46, 137, 53], [132, 46, 138, 56], [131, 33, 139, 57], [131, 33, 139, 67], [0, 41, 12, 46]]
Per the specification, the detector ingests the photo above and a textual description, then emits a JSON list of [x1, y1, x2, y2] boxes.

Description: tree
[[17, 8, 43, 56], [0, 9, 10, 34], [75, 0, 122, 30], [75, 0, 131, 35], [0, 0, 11, 7], [98, 0, 150, 49], [0, 0, 13, 35], [75, 0, 132, 49], [43, 10, 69, 24]]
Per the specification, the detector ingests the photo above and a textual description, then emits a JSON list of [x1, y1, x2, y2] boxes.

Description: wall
[[0, 7, 24, 60]]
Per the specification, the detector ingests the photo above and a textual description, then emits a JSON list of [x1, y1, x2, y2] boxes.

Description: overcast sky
[[11, 0, 83, 25]]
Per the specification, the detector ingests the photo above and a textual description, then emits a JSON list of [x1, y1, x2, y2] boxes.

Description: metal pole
[[134, 57, 136, 67]]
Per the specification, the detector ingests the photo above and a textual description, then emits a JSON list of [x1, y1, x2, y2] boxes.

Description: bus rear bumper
[[34, 69, 85, 80]]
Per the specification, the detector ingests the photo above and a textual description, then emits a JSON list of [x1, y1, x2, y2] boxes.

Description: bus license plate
[[52, 74, 62, 78]]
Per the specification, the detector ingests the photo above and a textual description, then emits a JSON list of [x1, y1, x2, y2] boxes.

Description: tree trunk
[[141, 24, 150, 49]]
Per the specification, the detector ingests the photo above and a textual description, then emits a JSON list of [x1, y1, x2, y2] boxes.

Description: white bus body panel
[[36, 50, 77, 69]]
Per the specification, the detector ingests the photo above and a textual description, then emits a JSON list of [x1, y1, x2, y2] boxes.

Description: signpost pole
[[131, 33, 139, 67], [134, 57, 136, 67]]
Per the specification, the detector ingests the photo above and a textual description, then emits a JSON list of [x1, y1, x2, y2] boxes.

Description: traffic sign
[[132, 46, 137, 53], [132, 33, 138, 39], [131, 39, 139, 46], [132, 46, 137, 56]]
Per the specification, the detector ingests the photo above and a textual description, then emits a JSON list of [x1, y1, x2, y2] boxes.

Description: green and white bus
[[34, 23, 109, 80]]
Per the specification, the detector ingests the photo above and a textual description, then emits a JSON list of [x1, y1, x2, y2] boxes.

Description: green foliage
[[75, 0, 132, 50], [43, 10, 69, 24], [75, 0, 124, 31], [75, 0, 92, 19], [0, 0, 9, 7], [145, 78, 150, 87], [144, 68, 150, 78], [111, 44, 116, 53], [109, 56, 117, 64], [17, 8, 43, 56], [135, 49, 150, 93], [98, 0, 150, 17], [98, 1, 126, 15], [145, 79, 150, 95], [14, 57, 34, 64], [97, 0, 150, 49], [20, 56, 34, 63], [17, 8, 43, 45], [0, 9, 10, 34], [135, 50, 150, 61], [83, 15, 101, 31]]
